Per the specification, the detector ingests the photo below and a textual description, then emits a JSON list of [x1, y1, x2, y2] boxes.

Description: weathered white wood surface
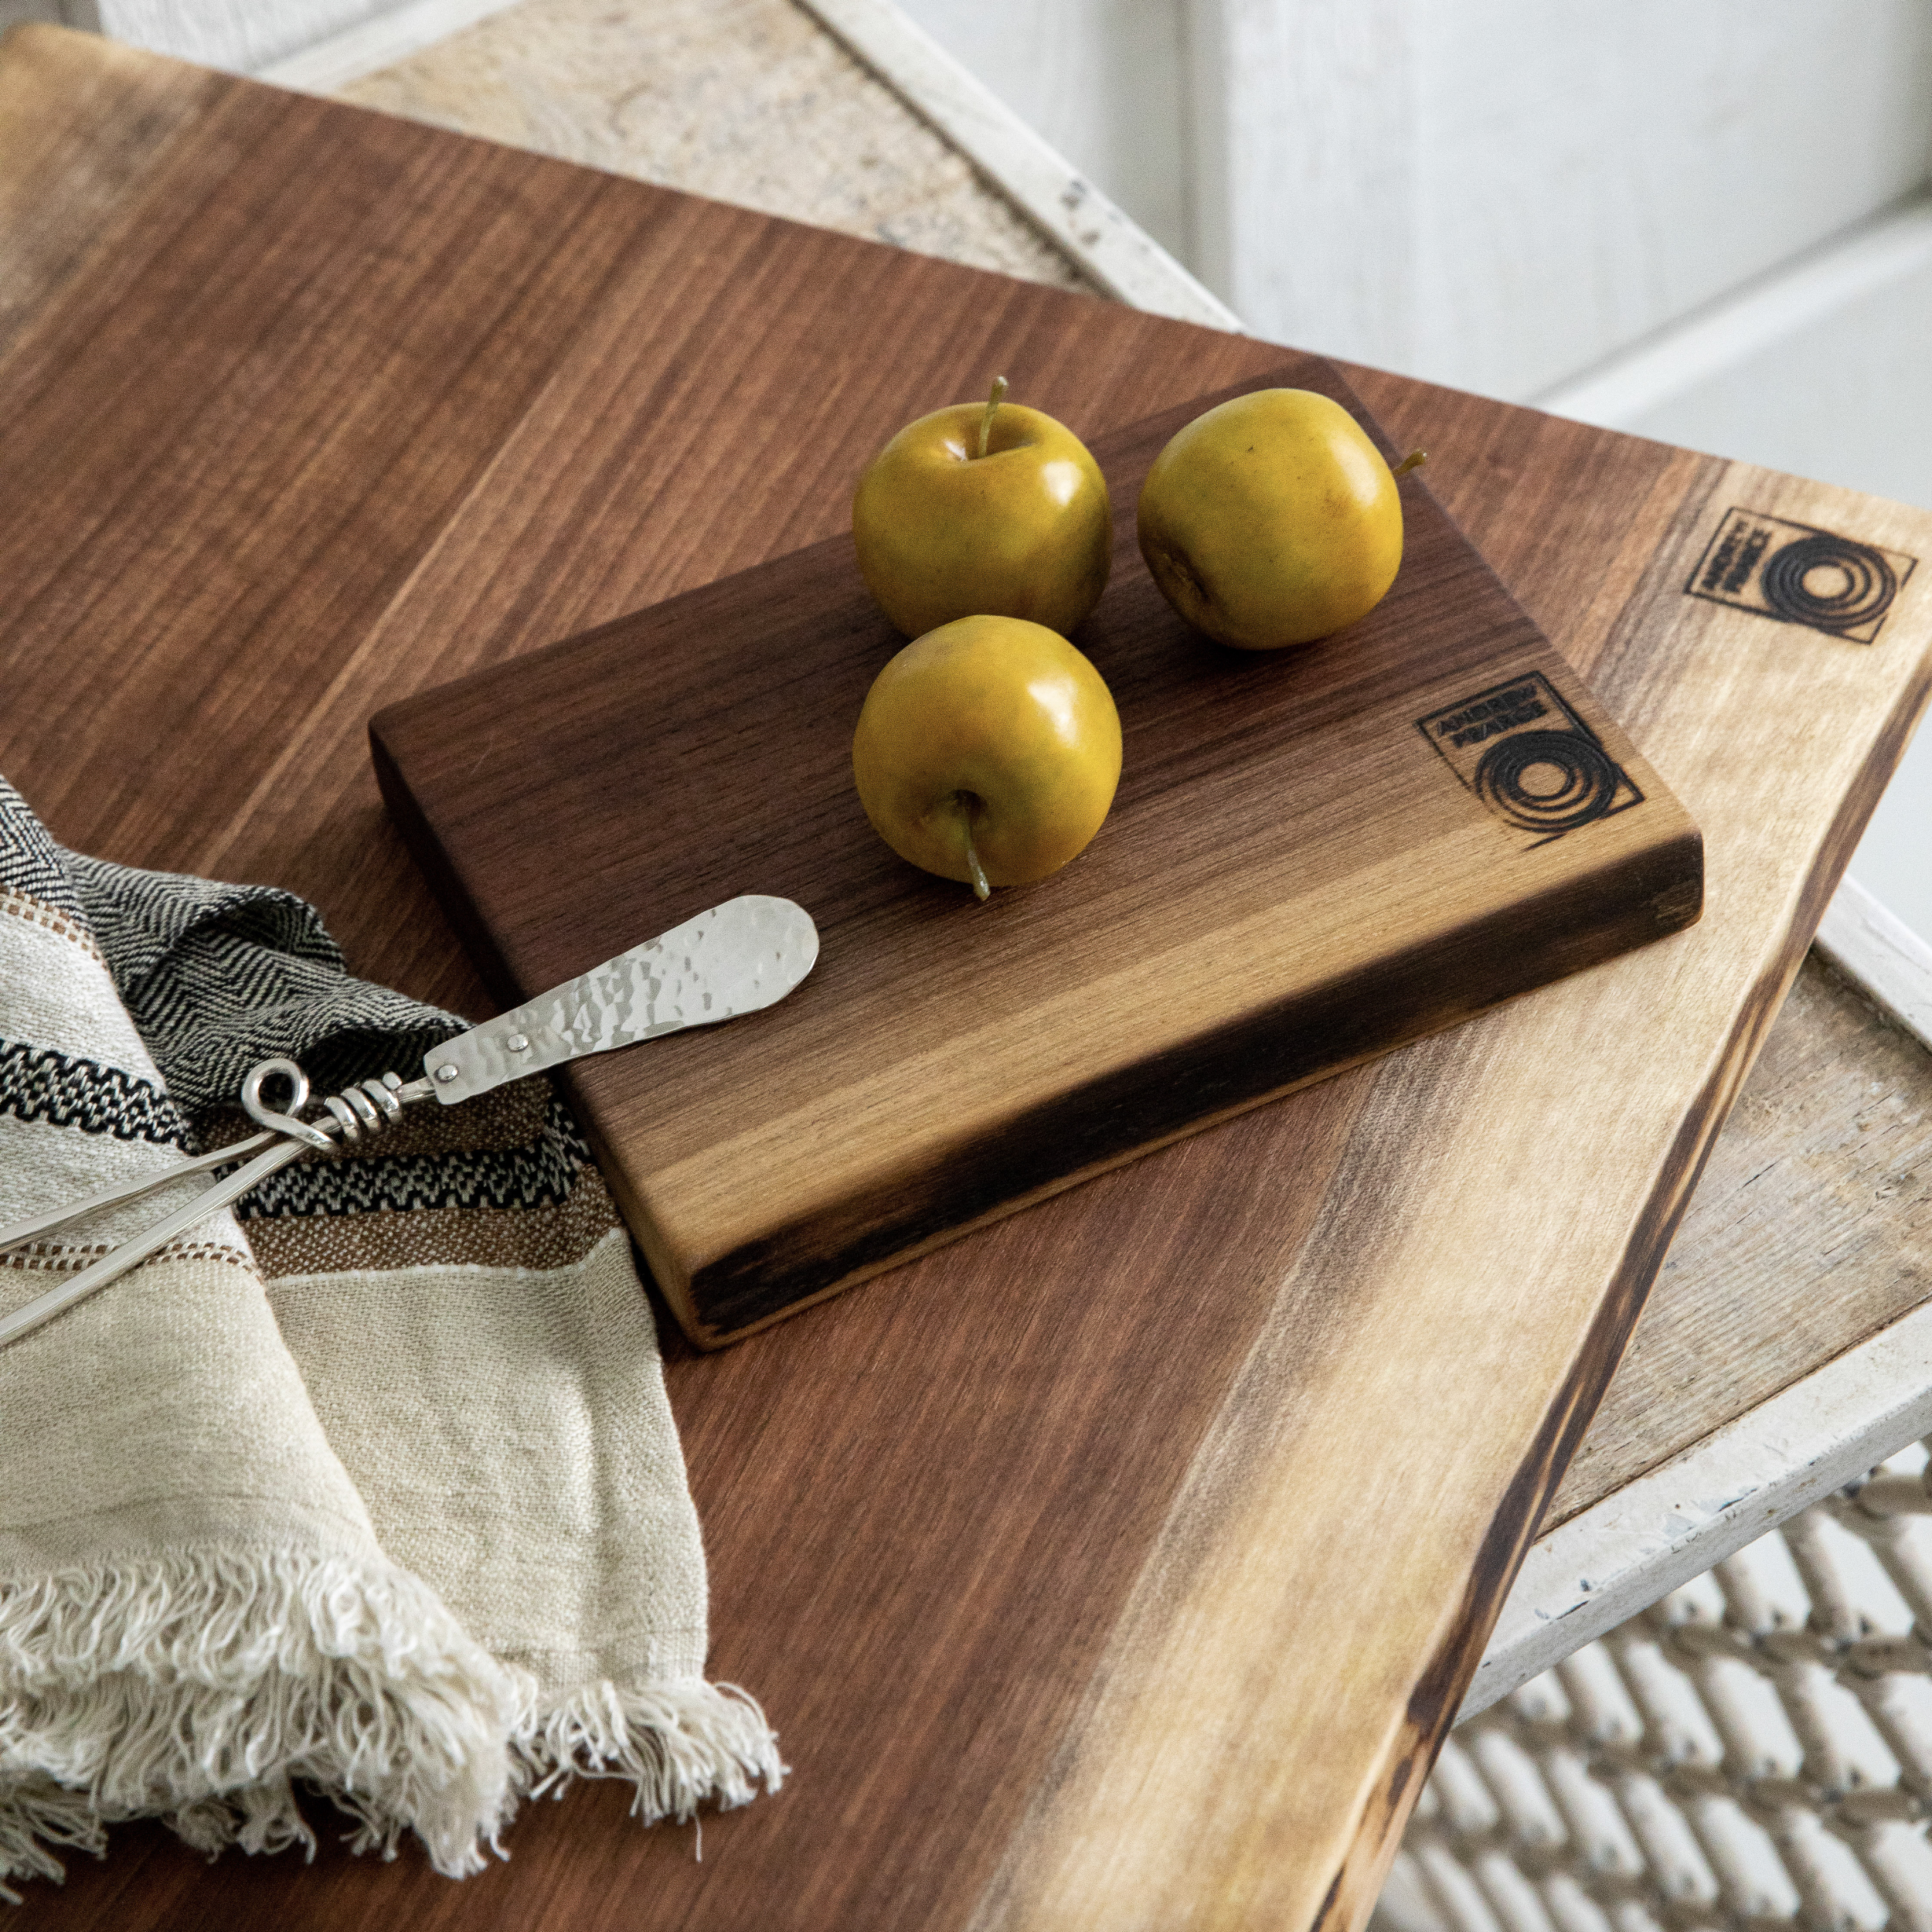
[[1464, 1294, 1932, 1721], [1820, 877, 1932, 1056], [94, 0, 388, 67], [329, 0, 1094, 295], [1536, 195, 1932, 440], [890, 0, 1189, 265], [801, 0, 1233, 324], [257, 0, 517, 90], [1189, 0, 1932, 398]]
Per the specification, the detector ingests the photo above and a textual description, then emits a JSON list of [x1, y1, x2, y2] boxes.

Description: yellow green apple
[[1136, 387, 1424, 650], [851, 614, 1122, 900], [852, 378, 1113, 639]]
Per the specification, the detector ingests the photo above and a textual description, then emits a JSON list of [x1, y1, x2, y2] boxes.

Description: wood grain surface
[[1547, 949, 1932, 1530], [370, 359, 1700, 1346], [2, 27, 1929, 1932]]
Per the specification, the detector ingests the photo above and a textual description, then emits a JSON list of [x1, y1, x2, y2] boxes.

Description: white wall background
[[1195, 1, 1932, 397]]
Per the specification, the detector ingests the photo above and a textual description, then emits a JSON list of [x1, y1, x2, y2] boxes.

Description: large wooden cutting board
[[371, 359, 1701, 1345], [5, 26, 1931, 1932]]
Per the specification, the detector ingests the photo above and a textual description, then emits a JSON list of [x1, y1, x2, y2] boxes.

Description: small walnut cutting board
[[370, 356, 1701, 1346]]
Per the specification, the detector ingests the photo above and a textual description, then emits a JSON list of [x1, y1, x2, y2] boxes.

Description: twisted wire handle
[[239, 1057, 425, 1151], [0, 1057, 434, 1349]]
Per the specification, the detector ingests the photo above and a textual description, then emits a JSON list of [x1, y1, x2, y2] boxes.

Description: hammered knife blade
[[423, 894, 819, 1104]]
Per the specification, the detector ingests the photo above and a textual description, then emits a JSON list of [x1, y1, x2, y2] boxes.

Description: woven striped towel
[[0, 777, 781, 1896]]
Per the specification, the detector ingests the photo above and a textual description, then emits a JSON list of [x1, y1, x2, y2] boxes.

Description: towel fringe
[[1, 1553, 786, 1898], [517, 1677, 786, 1826], [0, 1547, 526, 1894], [0, 1782, 103, 1904]]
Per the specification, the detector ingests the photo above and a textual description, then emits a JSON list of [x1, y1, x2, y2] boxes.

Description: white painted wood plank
[[1462, 1298, 1932, 1723], [1188, 0, 1420, 373], [1536, 194, 1932, 432], [95, 0, 388, 70], [81, 0, 517, 79], [1602, 236, 1932, 522], [1849, 728, 1932, 954], [1818, 876, 1932, 1056], [1192, 0, 1932, 398], [796, 0, 1240, 330], [1415, 1, 1932, 400], [894, 0, 1190, 266]]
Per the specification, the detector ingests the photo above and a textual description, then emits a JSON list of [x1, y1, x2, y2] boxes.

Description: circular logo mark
[[1760, 532, 1898, 634], [1475, 730, 1622, 835]]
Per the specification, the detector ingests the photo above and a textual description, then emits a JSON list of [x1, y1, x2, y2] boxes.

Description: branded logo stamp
[[1417, 672, 1641, 848], [1687, 509, 1916, 643]]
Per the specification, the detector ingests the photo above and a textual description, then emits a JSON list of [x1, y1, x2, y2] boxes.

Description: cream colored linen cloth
[[0, 778, 781, 1896]]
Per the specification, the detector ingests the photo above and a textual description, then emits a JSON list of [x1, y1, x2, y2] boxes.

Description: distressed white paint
[[1189, 0, 1419, 372], [1850, 732, 1932, 956], [1462, 1298, 1932, 1723], [1192, 0, 1932, 395], [1590, 224, 1932, 519], [1535, 194, 1932, 434], [801, 0, 1237, 327], [855, 0, 1932, 399], [94, 0, 392, 69], [893, 0, 1189, 267], [1416, 1, 1932, 397], [1818, 876, 1932, 1055]]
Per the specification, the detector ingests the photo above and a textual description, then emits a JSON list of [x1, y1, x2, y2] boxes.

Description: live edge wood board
[[4, 26, 1932, 1932], [371, 359, 1703, 1347]]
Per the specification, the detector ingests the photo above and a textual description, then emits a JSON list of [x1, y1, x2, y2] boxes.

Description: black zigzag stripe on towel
[[0, 777, 84, 922], [64, 849, 464, 1120], [0, 1038, 193, 1149], [234, 1096, 593, 1220], [12, 784, 594, 1219]]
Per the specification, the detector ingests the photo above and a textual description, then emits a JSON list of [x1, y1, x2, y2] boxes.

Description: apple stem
[[1393, 447, 1428, 476], [976, 376, 1009, 461], [956, 793, 992, 901]]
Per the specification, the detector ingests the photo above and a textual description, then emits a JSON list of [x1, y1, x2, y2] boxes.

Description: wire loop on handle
[[0, 1060, 430, 1349], [240, 1057, 333, 1151], [240, 1061, 413, 1151]]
